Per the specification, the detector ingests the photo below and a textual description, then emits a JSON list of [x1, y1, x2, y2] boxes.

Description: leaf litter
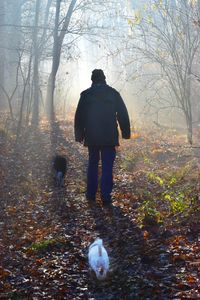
[[0, 119, 199, 299]]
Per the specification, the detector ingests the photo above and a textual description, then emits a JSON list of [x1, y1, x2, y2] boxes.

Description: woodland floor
[[0, 119, 199, 300]]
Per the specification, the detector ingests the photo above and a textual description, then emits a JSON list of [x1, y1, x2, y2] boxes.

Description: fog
[[0, 0, 200, 143]]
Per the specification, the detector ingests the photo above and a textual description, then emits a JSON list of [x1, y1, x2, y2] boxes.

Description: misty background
[[0, 0, 200, 143]]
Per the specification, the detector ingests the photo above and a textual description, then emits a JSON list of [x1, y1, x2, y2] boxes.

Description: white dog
[[88, 238, 109, 280]]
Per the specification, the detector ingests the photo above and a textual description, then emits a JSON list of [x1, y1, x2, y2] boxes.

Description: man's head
[[91, 69, 106, 84]]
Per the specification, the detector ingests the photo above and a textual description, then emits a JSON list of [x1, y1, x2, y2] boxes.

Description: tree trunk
[[32, 0, 41, 126], [16, 56, 32, 142], [185, 71, 193, 144], [46, 0, 77, 122], [185, 106, 193, 144], [0, 0, 6, 108], [46, 0, 61, 122], [6, 0, 22, 100]]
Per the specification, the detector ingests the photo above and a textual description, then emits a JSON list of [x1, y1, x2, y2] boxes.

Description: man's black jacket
[[74, 83, 131, 146]]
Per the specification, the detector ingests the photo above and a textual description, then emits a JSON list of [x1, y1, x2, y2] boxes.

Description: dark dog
[[53, 155, 67, 187]]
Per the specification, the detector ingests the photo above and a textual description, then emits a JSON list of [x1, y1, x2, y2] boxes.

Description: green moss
[[29, 239, 56, 252], [26, 237, 70, 254]]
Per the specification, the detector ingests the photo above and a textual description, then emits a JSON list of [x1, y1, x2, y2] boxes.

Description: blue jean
[[87, 146, 116, 202]]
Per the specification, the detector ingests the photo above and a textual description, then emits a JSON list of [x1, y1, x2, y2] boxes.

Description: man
[[74, 69, 130, 205]]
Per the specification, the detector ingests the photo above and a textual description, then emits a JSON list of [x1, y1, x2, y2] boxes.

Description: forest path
[[0, 120, 199, 299]]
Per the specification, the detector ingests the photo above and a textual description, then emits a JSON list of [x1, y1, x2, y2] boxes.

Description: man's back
[[81, 84, 119, 146], [75, 83, 130, 146]]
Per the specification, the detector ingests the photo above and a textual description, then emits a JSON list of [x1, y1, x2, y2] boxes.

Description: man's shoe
[[86, 194, 95, 202], [87, 198, 95, 202], [102, 201, 112, 208]]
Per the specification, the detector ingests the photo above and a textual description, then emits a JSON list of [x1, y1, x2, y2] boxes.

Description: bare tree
[[0, 0, 27, 118], [46, 0, 77, 122], [31, 0, 41, 126], [0, 0, 6, 108], [126, 0, 200, 143], [0, 53, 21, 121], [16, 53, 32, 141]]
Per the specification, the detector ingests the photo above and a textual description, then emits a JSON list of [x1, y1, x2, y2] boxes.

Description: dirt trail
[[0, 121, 199, 299]]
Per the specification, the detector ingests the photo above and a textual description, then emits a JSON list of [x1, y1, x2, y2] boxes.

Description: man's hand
[[75, 138, 84, 144], [122, 133, 131, 139]]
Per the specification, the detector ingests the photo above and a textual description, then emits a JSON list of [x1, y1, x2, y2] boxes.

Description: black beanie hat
[[91, 69, 106, 84]]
